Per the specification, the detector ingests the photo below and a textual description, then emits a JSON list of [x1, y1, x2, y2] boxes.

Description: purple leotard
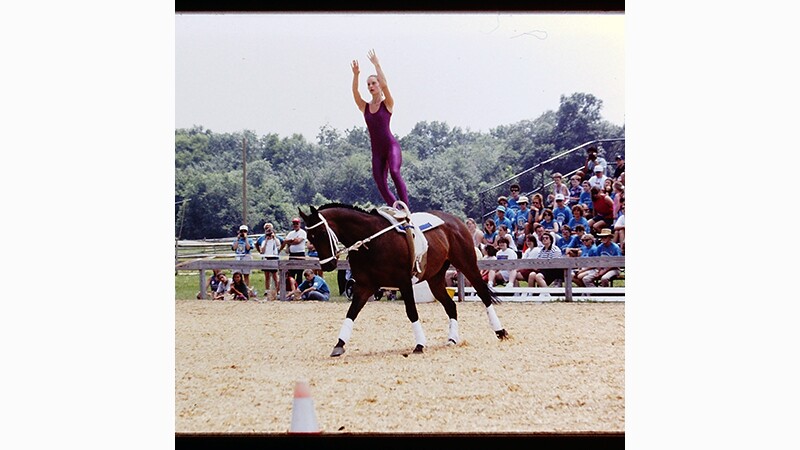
[[364, 101, 409, 206]]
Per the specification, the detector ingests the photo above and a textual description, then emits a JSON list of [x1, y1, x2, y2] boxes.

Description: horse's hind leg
[[330, 283, 372, 357], [427, 268, 460, 345], [457, 261, 510, 340], [398, 283, 427, 354]]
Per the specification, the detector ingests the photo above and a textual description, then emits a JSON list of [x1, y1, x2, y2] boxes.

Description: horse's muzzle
[[321, 260, 338, 272]]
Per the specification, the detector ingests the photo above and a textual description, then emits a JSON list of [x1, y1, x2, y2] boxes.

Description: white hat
[[593, 165, 604, 172], [554, 193, 565, 201], [239, 225, 249, 232], [518, 195, 529, 203]]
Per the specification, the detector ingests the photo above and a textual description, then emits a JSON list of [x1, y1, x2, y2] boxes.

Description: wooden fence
[[176, 256, 625, 303]]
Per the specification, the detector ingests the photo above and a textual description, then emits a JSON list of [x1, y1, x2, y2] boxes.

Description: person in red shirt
[[588, 187, 615, 234]]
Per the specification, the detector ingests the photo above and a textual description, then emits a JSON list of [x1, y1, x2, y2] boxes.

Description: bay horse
[[299, 203, 510, 357]]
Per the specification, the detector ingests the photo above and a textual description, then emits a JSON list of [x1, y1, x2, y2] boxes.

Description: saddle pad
[[376, 207, 444, 233]]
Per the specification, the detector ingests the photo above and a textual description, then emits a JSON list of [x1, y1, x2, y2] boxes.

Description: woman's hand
[[351, 60, 360, 75], [367, 48, 379, 66]]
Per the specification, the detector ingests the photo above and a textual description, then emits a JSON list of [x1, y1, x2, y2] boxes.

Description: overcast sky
[[176, 13, 624, 140]]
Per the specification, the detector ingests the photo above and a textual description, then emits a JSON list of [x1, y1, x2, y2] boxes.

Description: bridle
[[305, 211, 401, 265]]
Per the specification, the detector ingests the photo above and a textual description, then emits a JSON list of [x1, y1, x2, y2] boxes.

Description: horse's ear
[[310, 205, 318, 215]]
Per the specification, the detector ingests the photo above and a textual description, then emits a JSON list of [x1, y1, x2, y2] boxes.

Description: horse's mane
[[317, 203, 382, 217]]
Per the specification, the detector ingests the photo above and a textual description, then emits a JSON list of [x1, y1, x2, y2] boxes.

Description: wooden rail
[[175, 256, 625, 302]]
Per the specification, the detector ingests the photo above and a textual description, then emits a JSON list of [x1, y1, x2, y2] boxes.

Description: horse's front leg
[[399, 284, 426, 354], [330, 283, 372, 357]]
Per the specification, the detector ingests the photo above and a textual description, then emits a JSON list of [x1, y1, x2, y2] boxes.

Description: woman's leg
[[386, 142, 409, 205], [372, 151, 397, 205]]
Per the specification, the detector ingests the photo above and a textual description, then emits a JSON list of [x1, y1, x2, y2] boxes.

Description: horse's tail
[[472, 280, 502, 306]]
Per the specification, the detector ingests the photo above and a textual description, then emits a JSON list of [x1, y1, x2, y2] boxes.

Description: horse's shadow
[[326, 341, 468, 360]]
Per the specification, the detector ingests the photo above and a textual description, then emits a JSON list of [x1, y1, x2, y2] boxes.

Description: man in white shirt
[[587, 165, 608, 191], [280, 217, 307, 283]]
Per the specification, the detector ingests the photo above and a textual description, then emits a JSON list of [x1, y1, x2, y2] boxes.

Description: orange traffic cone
[[289, 380, 320, 433]]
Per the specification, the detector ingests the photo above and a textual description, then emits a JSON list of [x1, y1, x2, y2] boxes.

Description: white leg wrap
[[337, 318, 354, 344], [486, 305, 503, 332], [411, 320, 427, 347], [448, 318, 459, 344]]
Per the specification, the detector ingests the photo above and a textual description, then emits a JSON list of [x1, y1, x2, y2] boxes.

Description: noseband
[[306, 212, 401, 265]]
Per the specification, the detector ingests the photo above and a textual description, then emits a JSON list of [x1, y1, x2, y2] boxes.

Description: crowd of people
[[462, 146, 625, 293]]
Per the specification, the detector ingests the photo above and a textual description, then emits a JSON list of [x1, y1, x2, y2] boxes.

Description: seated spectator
[[510, 234, 540, 287], [568, 175, 583, 207], [283, 270, 299, 301], [531, 222, 549, 247], [465, 218, 484, 248], [588, 187, 615, 234], [576, 228, 622, 288], [293, 269, 331, 301], [212, 271, 231, 300], [588, 164, 608, 190], [549, 172, 570, 207], [494, 205, 513, 233], [512, 196, 531, 249], [612, 154, 625, 181], [556, 225, 572, 254], [579, 180, 594, 213], [613, 196, 625, 253], [568, 224, 590, 250], [612, 181, 625, 219], [551, 193, 573, 229], [197, 268, 223, 299], [573, 234, 599, 286], [229, 270, 250, 301], [480, 244, 499, 284], [506, 183, 522, 218], [481, 218, 498, 253], [539, 208, 560, 234], [568, 204, 591, 233], [528, 193, 544, 226], [497, 224, 517, 252], [486, 236, 517, 288], [604, 178, 614, 198], [529, 233, 564, 295], [446, 246, 484, 288]]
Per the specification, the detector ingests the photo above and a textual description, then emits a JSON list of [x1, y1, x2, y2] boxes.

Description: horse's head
[[300, 206, 339, 272]]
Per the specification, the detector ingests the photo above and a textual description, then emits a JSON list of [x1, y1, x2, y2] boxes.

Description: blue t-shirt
[[539, 218, 557, 231], [579, 191, 593, 211], [568, 217, 590, 232], [494, 216, 513, 232], [580, 243, 598, 257], [298, 275, 330, 295], [513, 209, 529, 233], [556, 235, 572, 254], [552, 206, 573, 227], [233, 237, 255, 255], [595, 242, 622, 257]]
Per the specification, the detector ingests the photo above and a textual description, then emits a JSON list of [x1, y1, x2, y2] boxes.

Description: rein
[[306, 212, 400, 265]]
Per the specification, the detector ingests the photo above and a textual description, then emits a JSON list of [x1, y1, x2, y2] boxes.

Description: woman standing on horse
[[351, 49, 410, 207]]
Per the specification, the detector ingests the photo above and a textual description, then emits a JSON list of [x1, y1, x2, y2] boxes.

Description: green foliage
[[175, 92, 623, 239]]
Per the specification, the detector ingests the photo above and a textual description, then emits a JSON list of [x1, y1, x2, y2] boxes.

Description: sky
[[176, 13, 624, 140]]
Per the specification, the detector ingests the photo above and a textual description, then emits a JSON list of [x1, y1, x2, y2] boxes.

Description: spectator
[[231, 225, 255, 295], [306, 242, 324, 276], [510, 234, 540, 287], [568, 204, 591, 233], [556, 224, 572, 254], [577, 228, 622, 288], [494, 204, 513, 231], [530, 233, 564, 296], [197, 268, 223, 299], [532, 222, 547, 247], [280, 217, 307, 283], [283, 270, 299, 301], [512, 195, 531, 249], [480, 244, 499, 285], [549, 172, 570, 207], [573, 233, 600, 287], [567, 224, 590, 250], [497, 224, 517, 252], [506, 183, 522, 218], [568, 175, 583, 207], [551, 193, 573, 229], [481, 218, 498, 252], [579, 180, 594, 213], [446, 245, 484, 288], [612, 154, 625, 180], [230, 270, 250, 301], [539, 208, 560, 234], [588, 165, 609, 191], [256, 222, 281, 301], [588, 187, 615, 234], [293, 269, 331, 301], [583, 146, 608, 179], [486, 236, 517, 289], [529, 193, 544, 225], [604, 178, 614, 198], [612, 181, 625, 219], [465, 218, 484, 248], [213, 272, 232, 300], [613, 196, 625, 253]]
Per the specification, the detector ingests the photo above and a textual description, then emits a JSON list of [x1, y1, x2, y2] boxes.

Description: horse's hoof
[[412, 344, 424, 354], [495, 329, 510, 340], [330, 346, 345, 357], [447, 338, 457, 346]]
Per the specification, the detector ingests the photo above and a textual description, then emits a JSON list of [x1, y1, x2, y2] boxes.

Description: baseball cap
[[594, 165, 604, 172], [292, 218, 301, 223], [555, 193, 565, 201], [496, 205, 506, 212], [615, 154, 623, 160], [239, 225, 248, 232]]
